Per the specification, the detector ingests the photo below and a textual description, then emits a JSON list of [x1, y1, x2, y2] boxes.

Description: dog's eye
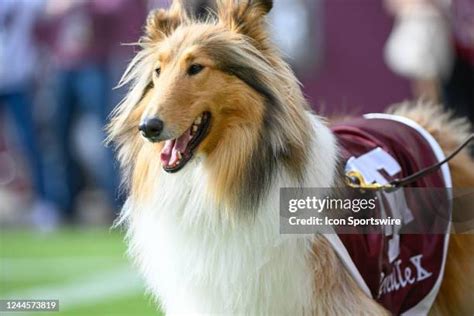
[[187, 64, 204, 76], [155, 67, 161, 76]]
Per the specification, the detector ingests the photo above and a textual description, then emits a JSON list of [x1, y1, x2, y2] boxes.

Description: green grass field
[[0, 228, 162, 315]]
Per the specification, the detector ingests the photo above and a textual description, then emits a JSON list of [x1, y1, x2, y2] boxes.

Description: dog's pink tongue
[[160, 128, 193, 167], [175, 128, 192, 152], [160, 139, 175, 166]]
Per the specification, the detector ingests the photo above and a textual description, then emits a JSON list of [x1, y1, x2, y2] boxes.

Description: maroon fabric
[[331, 117, 450, 314]]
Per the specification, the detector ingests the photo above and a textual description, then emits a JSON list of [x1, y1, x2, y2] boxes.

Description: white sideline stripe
[[1, 257, 123, 280], [1, 265, 145, 311], [1, 257, 123, 265]]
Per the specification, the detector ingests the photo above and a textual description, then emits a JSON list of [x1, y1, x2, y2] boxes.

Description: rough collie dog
[[107, 0, 474, 314]]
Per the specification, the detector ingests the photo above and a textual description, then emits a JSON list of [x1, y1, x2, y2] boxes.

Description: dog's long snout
[[139, 117, 164, 141]]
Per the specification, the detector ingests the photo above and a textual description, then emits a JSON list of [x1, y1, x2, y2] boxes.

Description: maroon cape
[[328, 113, 451, 315]]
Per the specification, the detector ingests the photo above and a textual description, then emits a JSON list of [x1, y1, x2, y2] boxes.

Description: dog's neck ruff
[[122, 113, 338, 315]]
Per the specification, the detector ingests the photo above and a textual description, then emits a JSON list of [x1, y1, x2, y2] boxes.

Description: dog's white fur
[[121, 114, 337, 315]]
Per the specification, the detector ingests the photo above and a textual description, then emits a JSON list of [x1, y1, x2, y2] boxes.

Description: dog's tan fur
[[310, 236, 391, 315], [108, 0, 473, 314]]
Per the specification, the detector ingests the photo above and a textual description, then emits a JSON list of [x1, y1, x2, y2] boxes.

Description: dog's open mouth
[[160, 112, 211, 173]]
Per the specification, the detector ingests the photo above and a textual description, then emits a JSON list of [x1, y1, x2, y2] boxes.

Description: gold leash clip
[[345, 170, 396, 191]]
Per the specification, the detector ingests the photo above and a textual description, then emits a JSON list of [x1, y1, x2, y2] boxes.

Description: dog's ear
[[217, 0, 273, 45], [143, 0, 188, 42]]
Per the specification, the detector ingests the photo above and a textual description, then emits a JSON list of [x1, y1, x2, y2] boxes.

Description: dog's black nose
[[139, 118, 164, 140]]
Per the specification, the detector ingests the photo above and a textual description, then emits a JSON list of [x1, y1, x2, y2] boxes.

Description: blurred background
[[0, 0, 472, 315]]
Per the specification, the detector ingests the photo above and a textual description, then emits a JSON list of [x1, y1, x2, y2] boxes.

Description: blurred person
[[0, 0, 59, 229], [444, 0, 474, 127], [384, 0, 474, 127], [37, 0, 146, 221], [268, 0, 323, 75], [384, 0, 453, 102]]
